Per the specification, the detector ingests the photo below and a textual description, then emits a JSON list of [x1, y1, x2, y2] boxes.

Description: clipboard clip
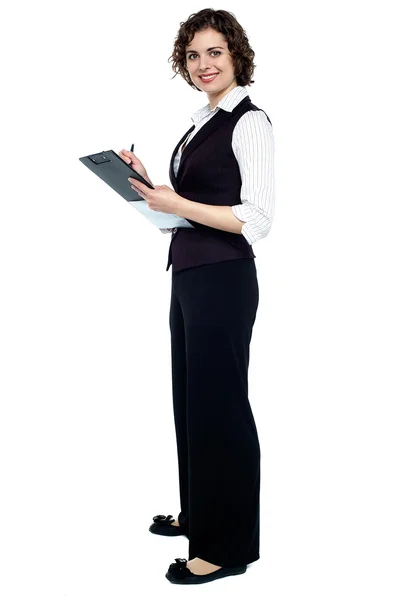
[[88, 152, 111, 165]]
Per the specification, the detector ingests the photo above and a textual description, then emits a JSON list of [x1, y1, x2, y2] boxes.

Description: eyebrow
[[185, 46, 224, 55]]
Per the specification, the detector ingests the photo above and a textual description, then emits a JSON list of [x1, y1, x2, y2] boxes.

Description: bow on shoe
[[153, 514, 174, 525], [168, 558, 189, 576]]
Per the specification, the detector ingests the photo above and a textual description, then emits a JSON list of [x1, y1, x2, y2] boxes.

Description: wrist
[[175, 195, 188, 217]]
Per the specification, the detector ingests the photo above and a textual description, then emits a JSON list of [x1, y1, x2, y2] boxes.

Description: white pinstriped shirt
[[161, 85, 275, 245]]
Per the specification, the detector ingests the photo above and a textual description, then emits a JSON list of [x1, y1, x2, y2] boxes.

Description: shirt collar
[[190, 86, 249, 125]]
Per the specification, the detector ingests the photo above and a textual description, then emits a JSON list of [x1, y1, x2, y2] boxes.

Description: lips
[[199, 73, 218, 80]]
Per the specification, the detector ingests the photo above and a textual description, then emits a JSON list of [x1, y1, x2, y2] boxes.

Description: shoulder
[[233, 109, 273, 141], [235, 108, 273, 131]]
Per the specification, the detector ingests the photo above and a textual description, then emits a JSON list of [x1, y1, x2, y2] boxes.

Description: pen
[[130, 144, 134, 153]]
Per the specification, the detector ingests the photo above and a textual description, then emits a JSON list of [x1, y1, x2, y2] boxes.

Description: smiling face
[[185, 27, 238, 109]]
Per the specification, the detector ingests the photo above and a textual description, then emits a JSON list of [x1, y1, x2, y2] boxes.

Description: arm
[[175, 110, 275, 241], [230, 110, 275, 244], [175, 202, 244, 234]]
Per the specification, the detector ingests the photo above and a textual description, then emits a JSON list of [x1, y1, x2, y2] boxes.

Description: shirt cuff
[[231, 204, 255, 245], [231, 204, 272, 245]]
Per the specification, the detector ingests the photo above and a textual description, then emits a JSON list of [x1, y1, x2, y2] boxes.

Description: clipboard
[[79, 149, 195, 230]]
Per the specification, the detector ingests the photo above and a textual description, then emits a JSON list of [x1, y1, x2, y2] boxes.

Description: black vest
[[166, 95, 272, 272]]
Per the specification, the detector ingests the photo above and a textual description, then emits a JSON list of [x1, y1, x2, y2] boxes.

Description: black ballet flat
[[165, 557, 247, 585], [149, 514, 188, 538]]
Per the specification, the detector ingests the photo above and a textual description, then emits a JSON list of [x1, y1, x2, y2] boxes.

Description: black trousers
[[169, 257, 261, 567]]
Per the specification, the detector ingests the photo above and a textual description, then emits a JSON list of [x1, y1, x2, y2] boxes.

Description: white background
[[1, 1, 398, 598]]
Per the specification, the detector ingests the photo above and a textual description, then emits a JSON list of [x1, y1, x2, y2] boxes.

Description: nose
[[198, 56, 214, 72]]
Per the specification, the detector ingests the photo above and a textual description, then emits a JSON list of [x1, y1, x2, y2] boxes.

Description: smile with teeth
[[199, 73, 218, 82]]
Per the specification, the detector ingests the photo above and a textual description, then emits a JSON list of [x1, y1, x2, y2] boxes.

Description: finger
[[121, 149, 135, 159], [119, 151, 132, 164]]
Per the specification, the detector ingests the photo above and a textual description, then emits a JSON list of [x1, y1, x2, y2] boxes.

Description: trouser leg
[[173, 258, 260, 567], [169, 284, 189, 532]]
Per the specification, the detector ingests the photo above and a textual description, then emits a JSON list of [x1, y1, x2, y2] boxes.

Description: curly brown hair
[[168, 8, 256, 91]]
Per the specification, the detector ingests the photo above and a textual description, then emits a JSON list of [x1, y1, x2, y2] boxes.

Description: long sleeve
[[230, 110, 275, 245]]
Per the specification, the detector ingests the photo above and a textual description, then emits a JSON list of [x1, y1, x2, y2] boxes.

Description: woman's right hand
[[118, 149, 148, 180]]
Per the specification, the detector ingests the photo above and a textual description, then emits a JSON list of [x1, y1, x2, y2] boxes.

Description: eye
[[187, 50, 221, 60]]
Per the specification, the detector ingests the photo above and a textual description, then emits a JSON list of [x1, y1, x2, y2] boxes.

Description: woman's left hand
[[128, 177, 181, 214]]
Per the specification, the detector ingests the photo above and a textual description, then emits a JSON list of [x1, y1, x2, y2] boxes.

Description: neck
[[208, 82, 239, 110]]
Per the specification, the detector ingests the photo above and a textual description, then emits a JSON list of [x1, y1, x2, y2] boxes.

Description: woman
[[119, 8, 275, 585]]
